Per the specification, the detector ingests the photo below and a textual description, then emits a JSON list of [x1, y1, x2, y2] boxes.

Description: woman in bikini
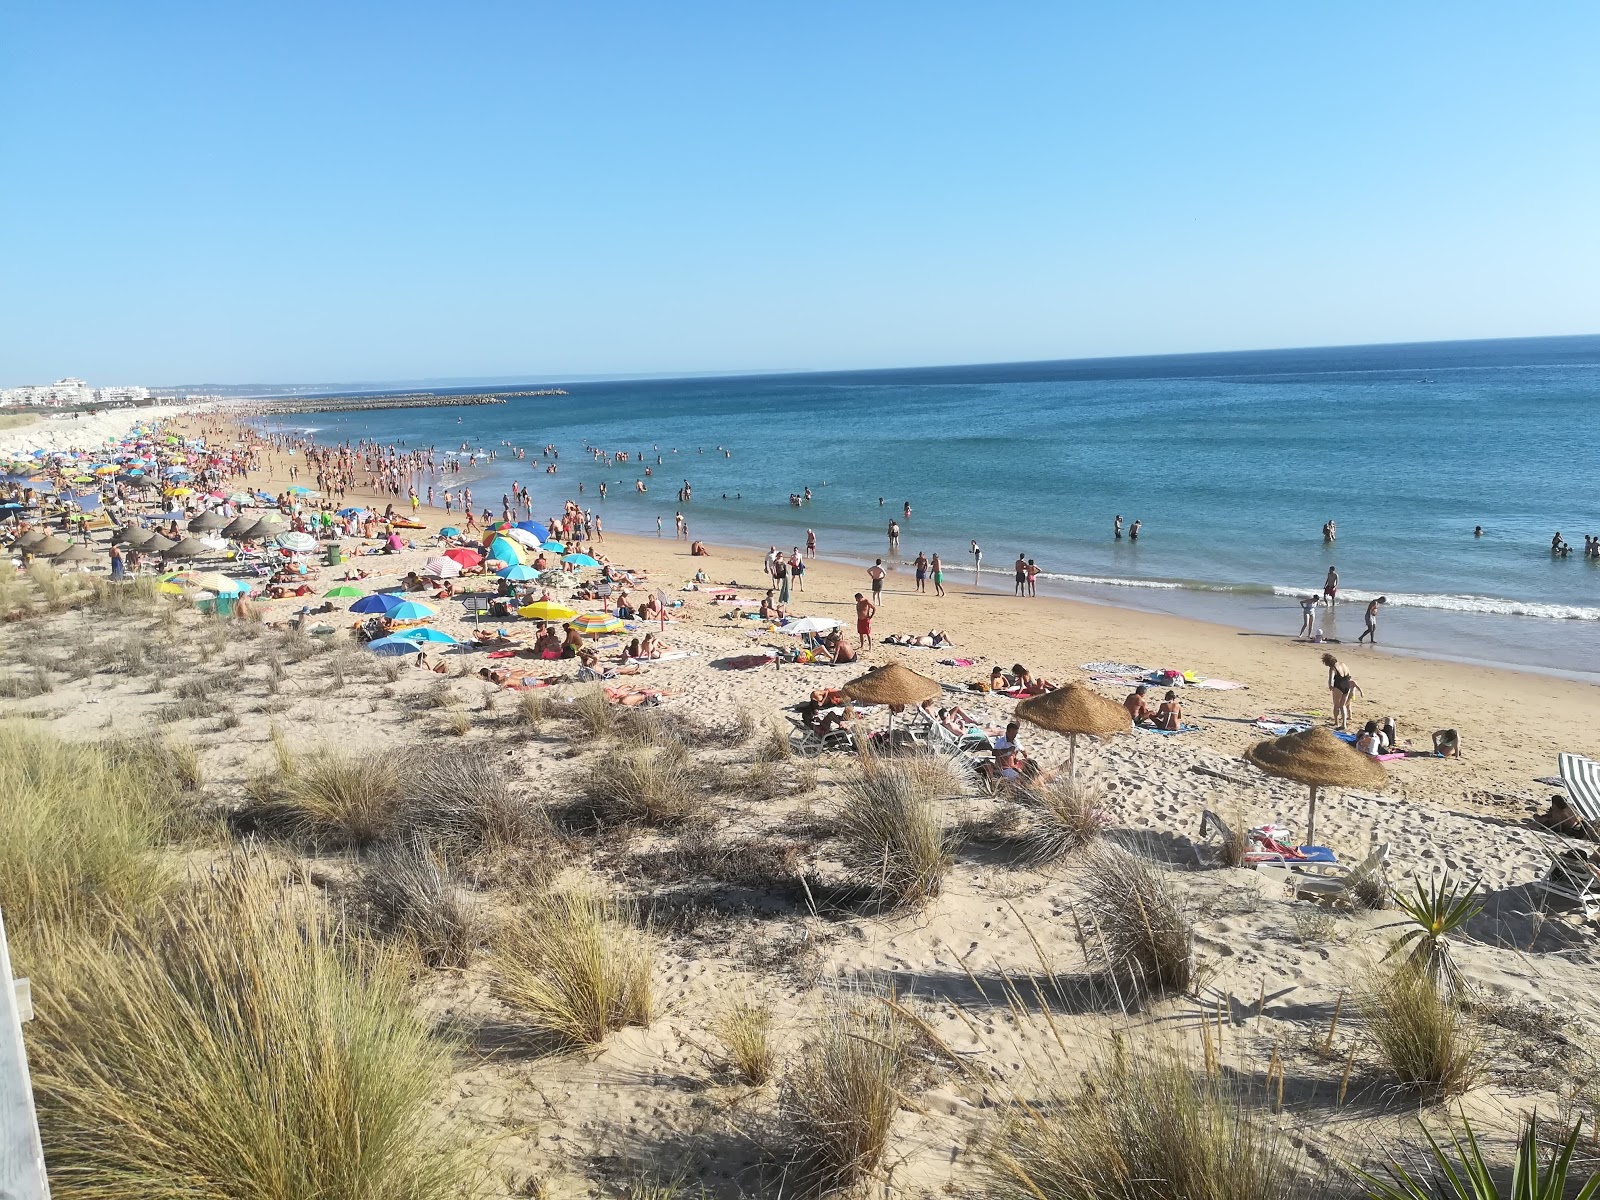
[[1322, 652, 1361, 730], [1156, 690, 1183, 731]]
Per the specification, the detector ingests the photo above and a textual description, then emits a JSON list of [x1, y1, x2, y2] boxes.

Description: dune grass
[[1361, 961, 1481, 1100], [242, 749, 403, 848], [834, 754, 961, 907], [360, 838, 481, 968], [1017, 775, 1107, 862], [492, 890, 654, 1047], [23, 869, 475, 1199], [714, 999, 776, 1086], [577, 746, 703, 827], [0, 726, 185, 935], [1077, 844, 1195, 996], [986, 1037, 1308, 1200]]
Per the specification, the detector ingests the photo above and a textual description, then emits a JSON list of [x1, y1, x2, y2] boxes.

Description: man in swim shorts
[[1358, 596, 1385, 644], [868, 559, 886, 603], [1323, 566, 1338, 604], [1014, 553, 1027, 595], [855, 592, 876, 649], [913, 551, 928, 592]]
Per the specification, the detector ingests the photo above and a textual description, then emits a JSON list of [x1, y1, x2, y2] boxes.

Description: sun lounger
[[1196, 809, 1337, 867], [1257, 843, 1390, 905], [786, 714, 856, 758], [1558, 753, 1600, 836], [1530, 838, 1600, 919]]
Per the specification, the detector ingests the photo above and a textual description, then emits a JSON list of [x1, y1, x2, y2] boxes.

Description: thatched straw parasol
[[30, 535, 70, 557], [188, 510, 228, 533], [52, 542, 97, 567], [161, 537, 209, 560], [14, 529, 45, 549], [220, 515, 257, 539], [142, 532, 176, 553], [1243, 726, 1386, 844], [843, 662, 941, 742], [1015, 683, 1131, 778], [114, 525, 152, 546]]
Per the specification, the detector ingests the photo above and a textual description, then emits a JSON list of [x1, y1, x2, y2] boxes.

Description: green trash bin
[[324, 544, 345, 566]]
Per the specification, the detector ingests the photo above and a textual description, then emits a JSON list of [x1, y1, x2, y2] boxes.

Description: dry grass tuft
[[572, 685, 615, 736], [986, 1036, 1309, 1200], [360, 838, 481, 968], [1077, 845, 1194, 996], [242, 749, 403, 848], [515, 689, 551, 729], [1016, 776, 1107, 862], [492, 890, 654, 1047], [577, 747, 703, 827], [714, 999, 776, 1086], [779, 998, 918, 1189], [442, 709, 472, 737], [834, 755, 960, 906], [1360, 960, 1481, 1100], [399, 745, 540, 853], [23, 867, 475, 1197]]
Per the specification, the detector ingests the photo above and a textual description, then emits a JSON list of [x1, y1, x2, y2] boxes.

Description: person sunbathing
[[989, 666, 1015, 691], [577, 648, 640, 681], [690, 540, 709, 556], [759, 592, 778, 620], [561, 623, 585, 658], [622, 637, 643, 660], [1535, 794, 1585, 834], [640, 632, 668, 659], [1124, 685, 1155, 726], [937, 705, 992, 743], [981, 721, 1037, 784], [816, 631, 855, 664], [1155, 690, 1183, 732]]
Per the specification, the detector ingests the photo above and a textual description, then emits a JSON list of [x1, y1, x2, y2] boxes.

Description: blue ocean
[[258, 335, 1600, 681]]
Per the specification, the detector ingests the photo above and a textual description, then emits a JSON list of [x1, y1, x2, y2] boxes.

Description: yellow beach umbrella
[[518, 601, 576, 621]]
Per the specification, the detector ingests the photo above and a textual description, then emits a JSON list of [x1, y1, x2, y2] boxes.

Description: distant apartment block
[[1, 378, 152, 406]]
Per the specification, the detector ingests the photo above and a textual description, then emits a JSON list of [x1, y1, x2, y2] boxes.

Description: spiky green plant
[[1383, 873, 1484, 996], [1358, 1113, 1600, 1200]]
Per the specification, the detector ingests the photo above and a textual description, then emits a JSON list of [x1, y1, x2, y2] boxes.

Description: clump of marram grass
[[1359, 960, 1481, 1100], [1016, 775, 1108, 862], [1076, 844, 1194, 996], [0, 727, 183, 935], [492, 890, 654, 1047], [779, 998, 920, 1190], [442, 709, 472, 736], [1213, 805, 1251, 869], [398, 744, 540, 852], [834, 754, 961, 906], [577, 746, 703, 827], [986, 1036, 1309, 1200], [515, 689, 551, 729], [572, 685, 616, 736], [714, 999, 776, 1086], [360, 838, 481, 968], [22, 868, 475, 1198], [758, 720, 793, 762], [241, 749, 404, 848]]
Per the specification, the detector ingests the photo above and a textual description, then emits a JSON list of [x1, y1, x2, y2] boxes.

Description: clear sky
[[3, 2, 1597, 385]]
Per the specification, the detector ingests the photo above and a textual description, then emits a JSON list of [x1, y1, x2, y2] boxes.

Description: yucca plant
[[1383, 873, 1484, 996], [1358, 1114, 1600, 1200]]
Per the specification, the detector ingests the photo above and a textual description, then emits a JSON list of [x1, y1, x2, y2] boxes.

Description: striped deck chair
[[1559, 753, 1600, 835]]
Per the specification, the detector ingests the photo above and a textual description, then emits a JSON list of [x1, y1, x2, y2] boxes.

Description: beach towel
[[1196, 679, 1247, 690], [1081, 661, 1146, 675], [937, 658, 976, 667]]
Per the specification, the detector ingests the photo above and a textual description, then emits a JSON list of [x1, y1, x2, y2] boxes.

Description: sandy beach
[[5, 411, 1600, 1197]]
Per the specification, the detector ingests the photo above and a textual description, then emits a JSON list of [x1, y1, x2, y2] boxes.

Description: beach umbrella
[[142, 532, 177, 553], [325, 585, 365, 598], [220, 516, 257, 539], [487, 536, 523, 565], [484, 519, 514, 533], [569, 612, 624, 636], [541, 540, 566, 552], [497, 563, 538, 581], [172, 571, 244, 595], [274, 531, 318, 553], [515, 519, 551, 540], [422, 555, 462, 579], [441, 547, 481, 567], [1014, 683, 1131, 780], [386, 600, 435, 622], [161, 538, 210, 559], [30, 535, 71, 557], [506, 527, 543, 548], [843, 662, 942, 742], [562, 553, 600, 567], [228, 492, 254, 505], [13, 529, 46, 549], [351, 593, 406, 615], [187, 510, 229, 532], [439, 526, 460, 537], [112, 525, 149, 546], [337, 507, 371, 518], [405, 626, 459, 645], [779, 616, 841, 635], [52, 542, 97, 566], [1243, 726, 1386, 845], [287, 485, 317, 496], [367, 634, 425, 656], [518, 601, 576, 621]]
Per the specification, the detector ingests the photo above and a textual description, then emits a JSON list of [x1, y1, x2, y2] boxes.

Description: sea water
[[257, 335, 1600, 681]]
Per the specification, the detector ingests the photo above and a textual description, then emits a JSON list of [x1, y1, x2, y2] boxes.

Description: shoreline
[[172, 412, 1600, 805]]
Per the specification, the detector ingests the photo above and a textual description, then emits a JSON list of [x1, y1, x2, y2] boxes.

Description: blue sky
[[2, 2, 1597, 385]]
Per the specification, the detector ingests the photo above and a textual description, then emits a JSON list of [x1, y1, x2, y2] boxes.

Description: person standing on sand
[[913, 551, 929, 592], [1322, 652, 1361, 730], [657, 516, 662, 537], [855, 592, 876, 649], [806, 528, 816, 558], [1323, 566, 1339, 604], [790, 548, 805, 591], [868, 559, 886, 604], [971, 540, 982, 581], [931, 552, 945, 597], [1014, 553, 1028, 595], [1358, 596, 1386, 644], [1298, 595, 1320, 639], [1114, 514, 1123, 540]]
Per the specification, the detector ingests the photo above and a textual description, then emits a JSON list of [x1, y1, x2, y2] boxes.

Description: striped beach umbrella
[[569, 612, 624, 636]]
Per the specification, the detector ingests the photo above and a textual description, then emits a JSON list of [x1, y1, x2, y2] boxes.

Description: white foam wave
[[1270, 585, 1600, 621]]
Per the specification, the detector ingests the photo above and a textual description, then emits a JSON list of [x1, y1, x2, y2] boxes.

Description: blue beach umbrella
[[350, 593, 406, 615], [337, 507, 371, 518], [405, 627, 459, 645], [515, 520, 550, 541], [439, 526, 460, 537], [562, 553, 601, 567], [541, 540, 566, 552], [386, 600, 436, 621], [367, 634, 425, 656], [497, 563, 538, 581]]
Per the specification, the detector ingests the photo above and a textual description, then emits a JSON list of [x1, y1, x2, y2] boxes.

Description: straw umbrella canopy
[[52, 542, 97, 566], [14, 529, 45, 549], [1243, 726, 1386, 845], [142, 532, 176, 553], [30, 534, 70, 557], [1015, 683, 1131, 778], [187, 510, 229, 533], [161, 537, 210, 560], [842, 661, 941, 742], [220, 515, 257, 539], [115, 525, 154, 547]]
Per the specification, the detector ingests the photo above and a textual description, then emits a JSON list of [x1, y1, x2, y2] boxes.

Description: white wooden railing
[[0, 907, 49, 1198]]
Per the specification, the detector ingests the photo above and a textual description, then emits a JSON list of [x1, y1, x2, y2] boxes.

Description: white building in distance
[[1, 378, 151, 407]]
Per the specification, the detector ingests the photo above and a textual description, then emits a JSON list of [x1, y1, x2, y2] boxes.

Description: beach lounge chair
[[1529, 839, 1600, 919], [1257, 843, 1390, 905], [1195, 809, 1338, 867], [786, 714, 856, 758], [1557, 753, 1600, 835]]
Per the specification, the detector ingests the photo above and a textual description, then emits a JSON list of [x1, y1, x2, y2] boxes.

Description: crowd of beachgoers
[[4, 412, 1600, 1197]]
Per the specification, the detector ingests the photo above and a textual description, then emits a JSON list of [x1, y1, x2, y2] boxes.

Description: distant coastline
[[241, 389, 568, 416]]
